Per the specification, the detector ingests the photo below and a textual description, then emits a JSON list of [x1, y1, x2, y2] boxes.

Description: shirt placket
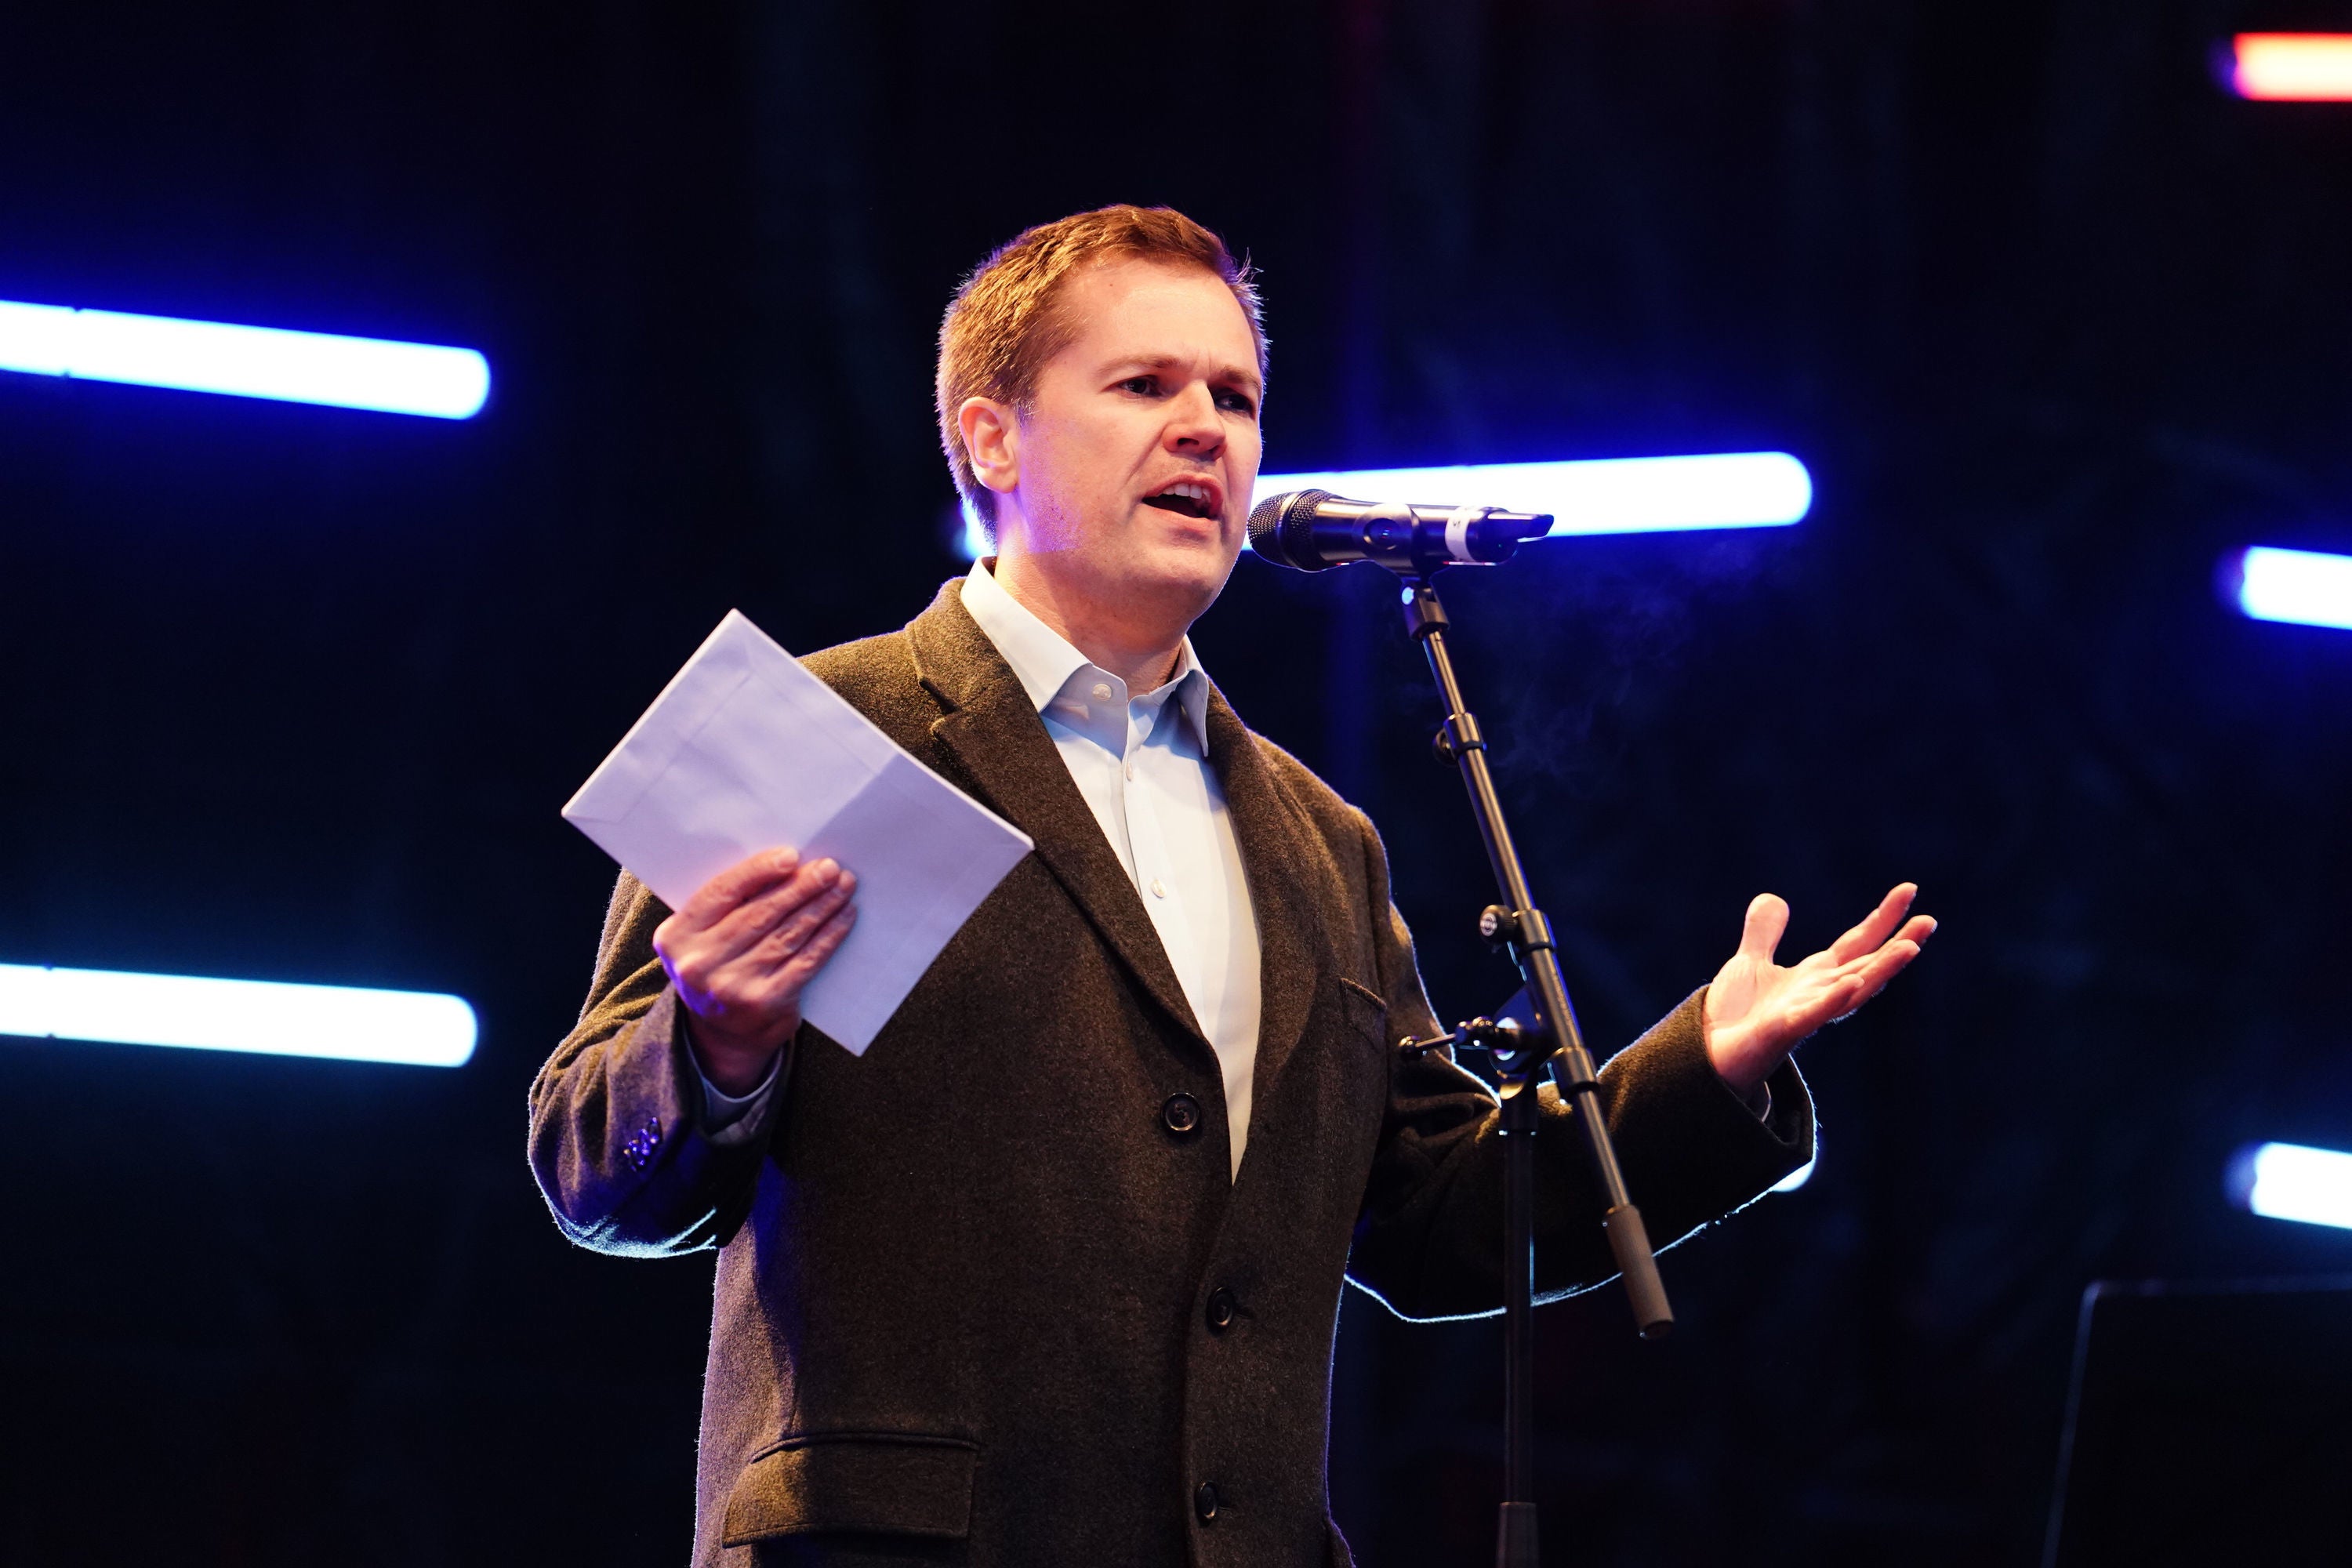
[[1124, 697, 1200, 1011], [1069, 671, 1136, 878]]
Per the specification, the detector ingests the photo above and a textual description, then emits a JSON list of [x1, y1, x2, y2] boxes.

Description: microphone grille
[[1247, 489, 1330, 571]]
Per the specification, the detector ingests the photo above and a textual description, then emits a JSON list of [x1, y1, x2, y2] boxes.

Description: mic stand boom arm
[[1389, 574, 1673, 1568]]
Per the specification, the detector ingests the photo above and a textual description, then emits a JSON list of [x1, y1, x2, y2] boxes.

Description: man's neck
[[988, 554, 1187, 693]]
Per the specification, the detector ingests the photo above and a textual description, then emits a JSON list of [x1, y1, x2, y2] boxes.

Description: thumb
[[1739, 893, 1789, 964]]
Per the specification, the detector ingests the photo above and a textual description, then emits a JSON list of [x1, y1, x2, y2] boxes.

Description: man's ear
[[958, 397, 1021, 499]]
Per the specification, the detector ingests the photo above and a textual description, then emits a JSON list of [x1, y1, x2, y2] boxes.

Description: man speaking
[[529, 205, 1932, 1566]]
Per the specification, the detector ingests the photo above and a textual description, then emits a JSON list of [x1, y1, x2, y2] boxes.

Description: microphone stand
[[1388, 572, 1674, 1568]]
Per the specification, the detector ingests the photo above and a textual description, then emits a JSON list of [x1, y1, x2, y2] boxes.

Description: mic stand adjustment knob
[[1430, 712, 1486, 766], [1476, 904, 1555, 957], [1397, 1015, 1534, 1069]]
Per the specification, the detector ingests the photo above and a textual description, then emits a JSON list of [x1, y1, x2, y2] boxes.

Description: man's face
[[989, 257, 1263, 633]]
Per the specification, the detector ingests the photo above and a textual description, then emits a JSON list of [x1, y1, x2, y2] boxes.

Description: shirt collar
[[959, 558, 1210, 750]]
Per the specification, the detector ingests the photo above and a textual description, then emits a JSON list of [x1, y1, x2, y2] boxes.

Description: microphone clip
[[1398, 1014, 1542, 1069]]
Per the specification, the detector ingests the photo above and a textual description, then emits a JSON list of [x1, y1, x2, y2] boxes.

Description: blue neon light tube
[[2231, 1142, 2352, 1232], [2234, 546, 2352, 631], [0, 299, 490, 418], [0, 964, 477, 1067]]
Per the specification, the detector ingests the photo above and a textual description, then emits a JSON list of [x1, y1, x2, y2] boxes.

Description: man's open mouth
[[1142, 480, 1218, 520]]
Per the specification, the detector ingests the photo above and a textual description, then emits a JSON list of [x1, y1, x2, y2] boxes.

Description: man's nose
[[1165, 383, 1225, 454]]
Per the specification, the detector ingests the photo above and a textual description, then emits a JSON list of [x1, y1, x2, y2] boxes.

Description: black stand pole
[[1391, 575, 1674, 1568]]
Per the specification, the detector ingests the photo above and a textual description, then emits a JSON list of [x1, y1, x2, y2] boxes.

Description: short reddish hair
[[935, 205, 1267, 529]]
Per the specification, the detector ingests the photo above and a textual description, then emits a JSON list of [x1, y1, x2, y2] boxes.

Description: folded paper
[[564, 611, 1033, 1054]]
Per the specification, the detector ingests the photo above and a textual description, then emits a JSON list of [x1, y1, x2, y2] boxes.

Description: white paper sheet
[[562, 610, 1033, 1054]]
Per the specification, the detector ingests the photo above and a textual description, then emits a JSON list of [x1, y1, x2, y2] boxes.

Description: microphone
[[1247, 489, 1554, 574]]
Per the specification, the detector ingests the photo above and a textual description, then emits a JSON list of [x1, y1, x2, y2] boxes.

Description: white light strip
[[0, 964, 477, 1067], [2228, 34, 2352, 101], [2235, 546, 2352, 631], [953, 452, 1813, 561], [2230, 1142, 2352, 1231], [0, 299, 489, 418], [1773, 1157, 1816, 1193], [1253, 452, 1813, 539]]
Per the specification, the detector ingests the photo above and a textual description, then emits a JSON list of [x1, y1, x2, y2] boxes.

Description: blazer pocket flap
[[721, 1432, 978, 1544]]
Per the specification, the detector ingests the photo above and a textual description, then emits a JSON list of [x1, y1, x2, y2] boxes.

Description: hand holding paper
[[563, 611, 1035, 1057], [652, 848, 858, 1092]]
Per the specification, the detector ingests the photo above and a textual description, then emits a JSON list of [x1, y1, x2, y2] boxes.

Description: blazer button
[[1205, 1287, 1236, 1333], [1194, 1480, 1219, 1523], [1162, 1092, 1203, 1135]]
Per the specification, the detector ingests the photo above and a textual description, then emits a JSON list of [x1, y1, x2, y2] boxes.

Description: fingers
[[775, 898, 858, 991], [715, 898, 861, 1028], [747, 869, 858, 967], [661, 866, 858, 1052], [701, 857, 847, 963], [1824, 911, 1935, 984], [655, 855, 855, 1005], [1726, 893, 1936, 1063], [1828, 883, 1917, 964], [1738, 893, 1790, 963], [672, 846, 803, 933], [1828, 937, 1923, 1022], [697, 867, 856, 992]]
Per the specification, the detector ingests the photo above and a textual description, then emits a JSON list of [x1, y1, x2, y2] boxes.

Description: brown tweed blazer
[[528, 580, 1813, 1568]]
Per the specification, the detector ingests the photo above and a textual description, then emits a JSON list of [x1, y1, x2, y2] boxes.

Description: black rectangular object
[[2045, 1277, 2352, 1566]]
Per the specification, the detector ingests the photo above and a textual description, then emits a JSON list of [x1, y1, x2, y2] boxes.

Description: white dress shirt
[[700, 560, 1265, 1179]]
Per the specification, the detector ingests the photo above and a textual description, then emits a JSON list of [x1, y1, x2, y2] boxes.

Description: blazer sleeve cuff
[[532, 986, 770, 1255], [1574, 988, 1815, 1245]]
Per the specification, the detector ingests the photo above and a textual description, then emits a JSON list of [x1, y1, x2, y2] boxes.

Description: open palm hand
[[1704, 883, 1935, 1095]]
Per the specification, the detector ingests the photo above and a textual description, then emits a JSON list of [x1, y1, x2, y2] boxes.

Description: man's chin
[[1133, 546, 1242, 616], [1132, 579, 1229, 624]]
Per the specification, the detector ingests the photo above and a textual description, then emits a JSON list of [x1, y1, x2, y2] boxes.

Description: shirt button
[[1205, 1287, 1236, 1332], [1091, 682, 1112, 702], [1162, 1093, 1202, 1135], [1150, 878, 1167, 898], [1124, 760, 1137, 781], [1194, 1481, 1219, 1523]]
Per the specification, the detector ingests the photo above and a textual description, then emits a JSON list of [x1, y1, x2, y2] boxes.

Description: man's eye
[[1216, 390, 1258, 416], [1119, 376, 1160, 396]]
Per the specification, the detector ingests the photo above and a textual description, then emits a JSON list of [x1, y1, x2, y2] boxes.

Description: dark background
[[4, 1, 2350, 1563]]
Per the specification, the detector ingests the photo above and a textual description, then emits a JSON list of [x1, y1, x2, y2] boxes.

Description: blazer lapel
[[1203, 687, 1331, 1105], [905, 583, 1210, 1052]]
